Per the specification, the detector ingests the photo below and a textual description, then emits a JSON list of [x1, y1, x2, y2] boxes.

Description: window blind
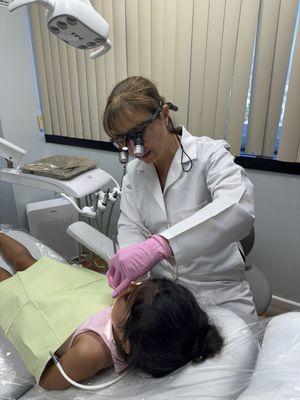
[[28, 0, 300, 161]]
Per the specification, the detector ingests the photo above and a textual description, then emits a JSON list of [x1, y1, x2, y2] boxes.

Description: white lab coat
[[117, 127, 256, 320]]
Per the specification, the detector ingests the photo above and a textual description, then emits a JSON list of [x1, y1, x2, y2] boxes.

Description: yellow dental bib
[[0, 257, 113, 382]]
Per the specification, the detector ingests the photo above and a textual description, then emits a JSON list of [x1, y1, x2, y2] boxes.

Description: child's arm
[[0, 232, 36, 271], [39, 332, 112, 390]]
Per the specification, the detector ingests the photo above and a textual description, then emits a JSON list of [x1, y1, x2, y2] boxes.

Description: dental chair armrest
[[238, 312, 300, 399], [67, 222, 114, 263]]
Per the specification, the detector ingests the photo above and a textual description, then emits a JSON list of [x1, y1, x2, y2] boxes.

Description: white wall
[[0, 6, 123, 229], [247, 170, 300, 303], [0, 6, 49, 227], [1, 7, 300, 303]]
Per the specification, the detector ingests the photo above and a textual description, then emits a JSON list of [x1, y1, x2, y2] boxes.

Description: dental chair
[[241, 227, 272, 315], [0, 225, 299, 400]]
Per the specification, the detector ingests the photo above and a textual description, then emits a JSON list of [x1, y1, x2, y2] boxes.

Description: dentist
[[103, 76, 256, 320]]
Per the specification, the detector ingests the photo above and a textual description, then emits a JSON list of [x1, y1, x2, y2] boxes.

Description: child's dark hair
[[114, 279, 223, 378]]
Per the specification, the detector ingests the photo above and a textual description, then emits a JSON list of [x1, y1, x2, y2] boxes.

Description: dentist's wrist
[[151, 235, 173, 261]]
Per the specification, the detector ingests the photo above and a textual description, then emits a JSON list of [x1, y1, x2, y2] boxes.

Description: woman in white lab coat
[[103, 76, 256, 321]]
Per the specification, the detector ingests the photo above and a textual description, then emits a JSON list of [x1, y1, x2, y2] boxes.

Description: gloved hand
[[108, 235, 172, 297]]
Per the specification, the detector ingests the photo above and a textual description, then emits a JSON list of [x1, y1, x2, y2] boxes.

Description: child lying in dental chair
[[0, 232, 223, 391]]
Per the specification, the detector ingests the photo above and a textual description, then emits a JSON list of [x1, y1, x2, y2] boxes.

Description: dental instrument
[[8, 0, 111, 59]]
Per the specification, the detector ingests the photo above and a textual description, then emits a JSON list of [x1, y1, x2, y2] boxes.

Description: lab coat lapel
[[163, 150, 182, 194], [139, 163, 166, 213], [136, 127, 197, 212]]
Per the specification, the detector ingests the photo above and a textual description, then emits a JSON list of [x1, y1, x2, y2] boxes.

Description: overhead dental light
[[8, 0, 112, 59]]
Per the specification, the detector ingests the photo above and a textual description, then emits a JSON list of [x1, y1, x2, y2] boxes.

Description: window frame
[[45, 134, 300, 176]]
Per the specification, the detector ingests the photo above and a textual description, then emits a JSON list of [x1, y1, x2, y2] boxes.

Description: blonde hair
[[103, 76, 165, 137]]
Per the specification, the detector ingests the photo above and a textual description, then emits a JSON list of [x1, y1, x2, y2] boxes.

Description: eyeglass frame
[[110, 103, 163, 150]]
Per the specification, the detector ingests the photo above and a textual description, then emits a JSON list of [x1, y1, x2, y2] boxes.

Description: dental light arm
[[9, 0, 54, 11], [9, 0, 112, 59]]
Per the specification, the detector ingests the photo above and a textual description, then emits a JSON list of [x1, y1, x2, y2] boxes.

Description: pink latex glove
[[108, 235, 172, 297]]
